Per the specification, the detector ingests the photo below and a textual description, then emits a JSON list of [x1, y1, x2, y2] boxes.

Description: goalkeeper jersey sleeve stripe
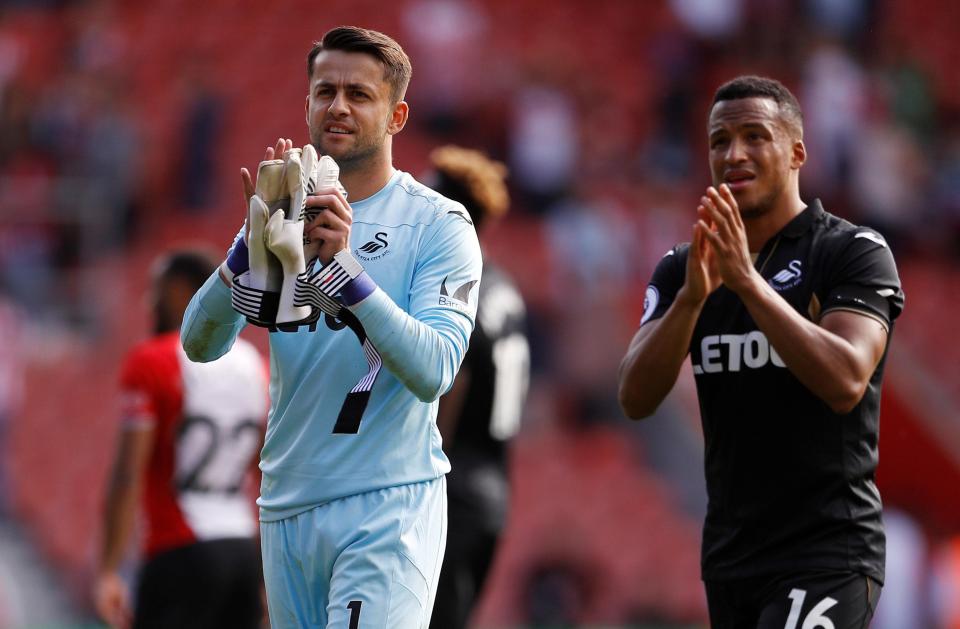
[[349, 287, 468, 402]]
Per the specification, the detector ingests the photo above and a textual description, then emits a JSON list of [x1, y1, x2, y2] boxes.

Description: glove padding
[[231, 145, 347, 327]]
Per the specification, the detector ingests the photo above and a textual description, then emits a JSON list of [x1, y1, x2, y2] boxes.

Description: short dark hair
[[429, 145, 509, 230], [152, 249, 216, 293], [306, 26, 412, 103], [712, 75, 803, 136]]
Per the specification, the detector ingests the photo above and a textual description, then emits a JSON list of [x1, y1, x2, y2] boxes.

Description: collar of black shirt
[[779, 199, 825, 239]]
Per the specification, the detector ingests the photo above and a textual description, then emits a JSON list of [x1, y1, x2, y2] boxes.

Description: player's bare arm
[[699, 184, 888, 413], [618, 223, 719, 419], [94, 426, 155, 629]]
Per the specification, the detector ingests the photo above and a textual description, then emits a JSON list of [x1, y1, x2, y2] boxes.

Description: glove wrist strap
[[333, 249, 364, 279], [221, 234, 250, 282]]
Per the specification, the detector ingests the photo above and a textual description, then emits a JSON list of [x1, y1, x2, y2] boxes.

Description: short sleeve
[[640, 245, 688, 327], [118, 348, 160, 429], [822, 229, 904, 329]]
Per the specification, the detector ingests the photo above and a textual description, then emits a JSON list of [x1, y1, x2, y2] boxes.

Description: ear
[[791, 138, 806, 170], [305, 94, 310, 126], [387, 100, 409, 136]]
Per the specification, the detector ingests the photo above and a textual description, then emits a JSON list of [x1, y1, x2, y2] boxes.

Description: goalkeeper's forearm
[[181, 272, 246, 362], [346, 284, 469, 403]]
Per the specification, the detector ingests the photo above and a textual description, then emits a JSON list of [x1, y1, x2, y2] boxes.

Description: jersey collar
[[779, 199, 824, 239], [350, 169, 401, 211]]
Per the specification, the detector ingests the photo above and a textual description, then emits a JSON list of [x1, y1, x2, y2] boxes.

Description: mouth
[[723, 170, 755, 192], [324, 124, 353, 136]]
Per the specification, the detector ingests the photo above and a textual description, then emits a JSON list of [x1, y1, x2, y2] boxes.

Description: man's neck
[[745, 192, 806, 253], [340, 151, 395, 202]]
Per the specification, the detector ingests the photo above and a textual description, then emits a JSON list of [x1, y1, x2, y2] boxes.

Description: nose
[[329, 90, 349, 117], [725, 137, 747, 164]]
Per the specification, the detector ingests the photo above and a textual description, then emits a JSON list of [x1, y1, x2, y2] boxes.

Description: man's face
[[305, 50, 402, 172], [707, 97, 801, 218]]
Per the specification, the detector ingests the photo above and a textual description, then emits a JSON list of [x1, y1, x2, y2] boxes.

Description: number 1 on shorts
[[347, 600, 362, 629]]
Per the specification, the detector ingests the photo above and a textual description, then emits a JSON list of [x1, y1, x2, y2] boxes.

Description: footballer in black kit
[[426, 146, 531, 629], [619, 76, 903, 629]]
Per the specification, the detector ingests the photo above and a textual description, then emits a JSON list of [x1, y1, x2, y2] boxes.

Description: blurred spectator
[[669, 0, 743, 42], [76, 75, 141, 249], [932, 117, 960, 255], [800, 40, 868, 200], [636, 27, 700, 184], [545, 191, 636, 301], [176, 57, 224, 213], [849, 93, 928, 249], [94, 250, 268, 629], [401, 0, 491, 139], [802, 0, 875, 45], [31, 69, 141, 251], [0, 17, 23, 117], [508, 77, 578, 213], [932, 534, 960, 629], [878, 50, 937, 145], [523, 559, 593, 627], [0, 294, 23, 516], [65, 0, 128, 75], [872, 508, 931, 629]]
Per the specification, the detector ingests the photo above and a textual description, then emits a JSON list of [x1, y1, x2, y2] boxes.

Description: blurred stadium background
[[0, 0, 959, 627]]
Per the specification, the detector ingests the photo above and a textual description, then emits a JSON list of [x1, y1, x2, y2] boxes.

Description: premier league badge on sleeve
[[641, 285, 659, 325]]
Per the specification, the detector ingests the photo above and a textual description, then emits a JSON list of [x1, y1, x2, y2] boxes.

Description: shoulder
[[812, 210, 900, 281], [122, 333, 180, 383], [651, 243, 690, 277], [814, 209, 893, 254], [125, 333, 178, 366], [371, 171, 473, 229]]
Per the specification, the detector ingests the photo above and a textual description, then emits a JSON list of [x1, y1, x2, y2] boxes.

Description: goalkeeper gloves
[[229, 145, 360, 327]]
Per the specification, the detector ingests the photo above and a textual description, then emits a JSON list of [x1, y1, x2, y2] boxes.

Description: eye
[[352, 90, 369, 100], [710, 137, 728, 150]]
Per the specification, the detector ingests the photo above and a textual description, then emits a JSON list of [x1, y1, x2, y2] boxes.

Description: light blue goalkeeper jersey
[[181, 170, 482, 521]]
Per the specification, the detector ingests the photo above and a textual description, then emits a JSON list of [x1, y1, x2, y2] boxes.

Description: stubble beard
[[736, 180, 783, 220], [311, 125, 387, 175]]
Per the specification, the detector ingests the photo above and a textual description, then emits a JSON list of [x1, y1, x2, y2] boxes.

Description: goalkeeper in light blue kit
[[180, 26, 482, 629]]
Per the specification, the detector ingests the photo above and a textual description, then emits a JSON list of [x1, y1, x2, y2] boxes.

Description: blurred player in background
[[94, 249, 268, 629], [181, 26, 482, 628], [618, 76, 904, 628], [0, 295, 23, 518], [424, 146, 530, 629]]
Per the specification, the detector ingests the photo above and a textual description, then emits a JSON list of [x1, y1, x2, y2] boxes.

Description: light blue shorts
[[260, 477, 447, 629]]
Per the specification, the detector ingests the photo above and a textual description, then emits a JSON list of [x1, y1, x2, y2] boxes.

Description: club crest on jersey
[[439, 277, 477, 311], [355, 232, 390, 261], [769, 259, 803, 291]]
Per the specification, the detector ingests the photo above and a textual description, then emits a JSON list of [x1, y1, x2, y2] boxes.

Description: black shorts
[[429, 502, 501, 629], [705, 570, 881, 629], [134, 537, 262, 629]]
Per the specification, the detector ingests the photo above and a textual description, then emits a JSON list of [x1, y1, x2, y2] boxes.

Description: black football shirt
[[445, 263, 530, 528], [642, 200, 904, 584]]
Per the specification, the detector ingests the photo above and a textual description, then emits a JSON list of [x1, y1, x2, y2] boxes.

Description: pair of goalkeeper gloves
[[220, 143, 365, 327]]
